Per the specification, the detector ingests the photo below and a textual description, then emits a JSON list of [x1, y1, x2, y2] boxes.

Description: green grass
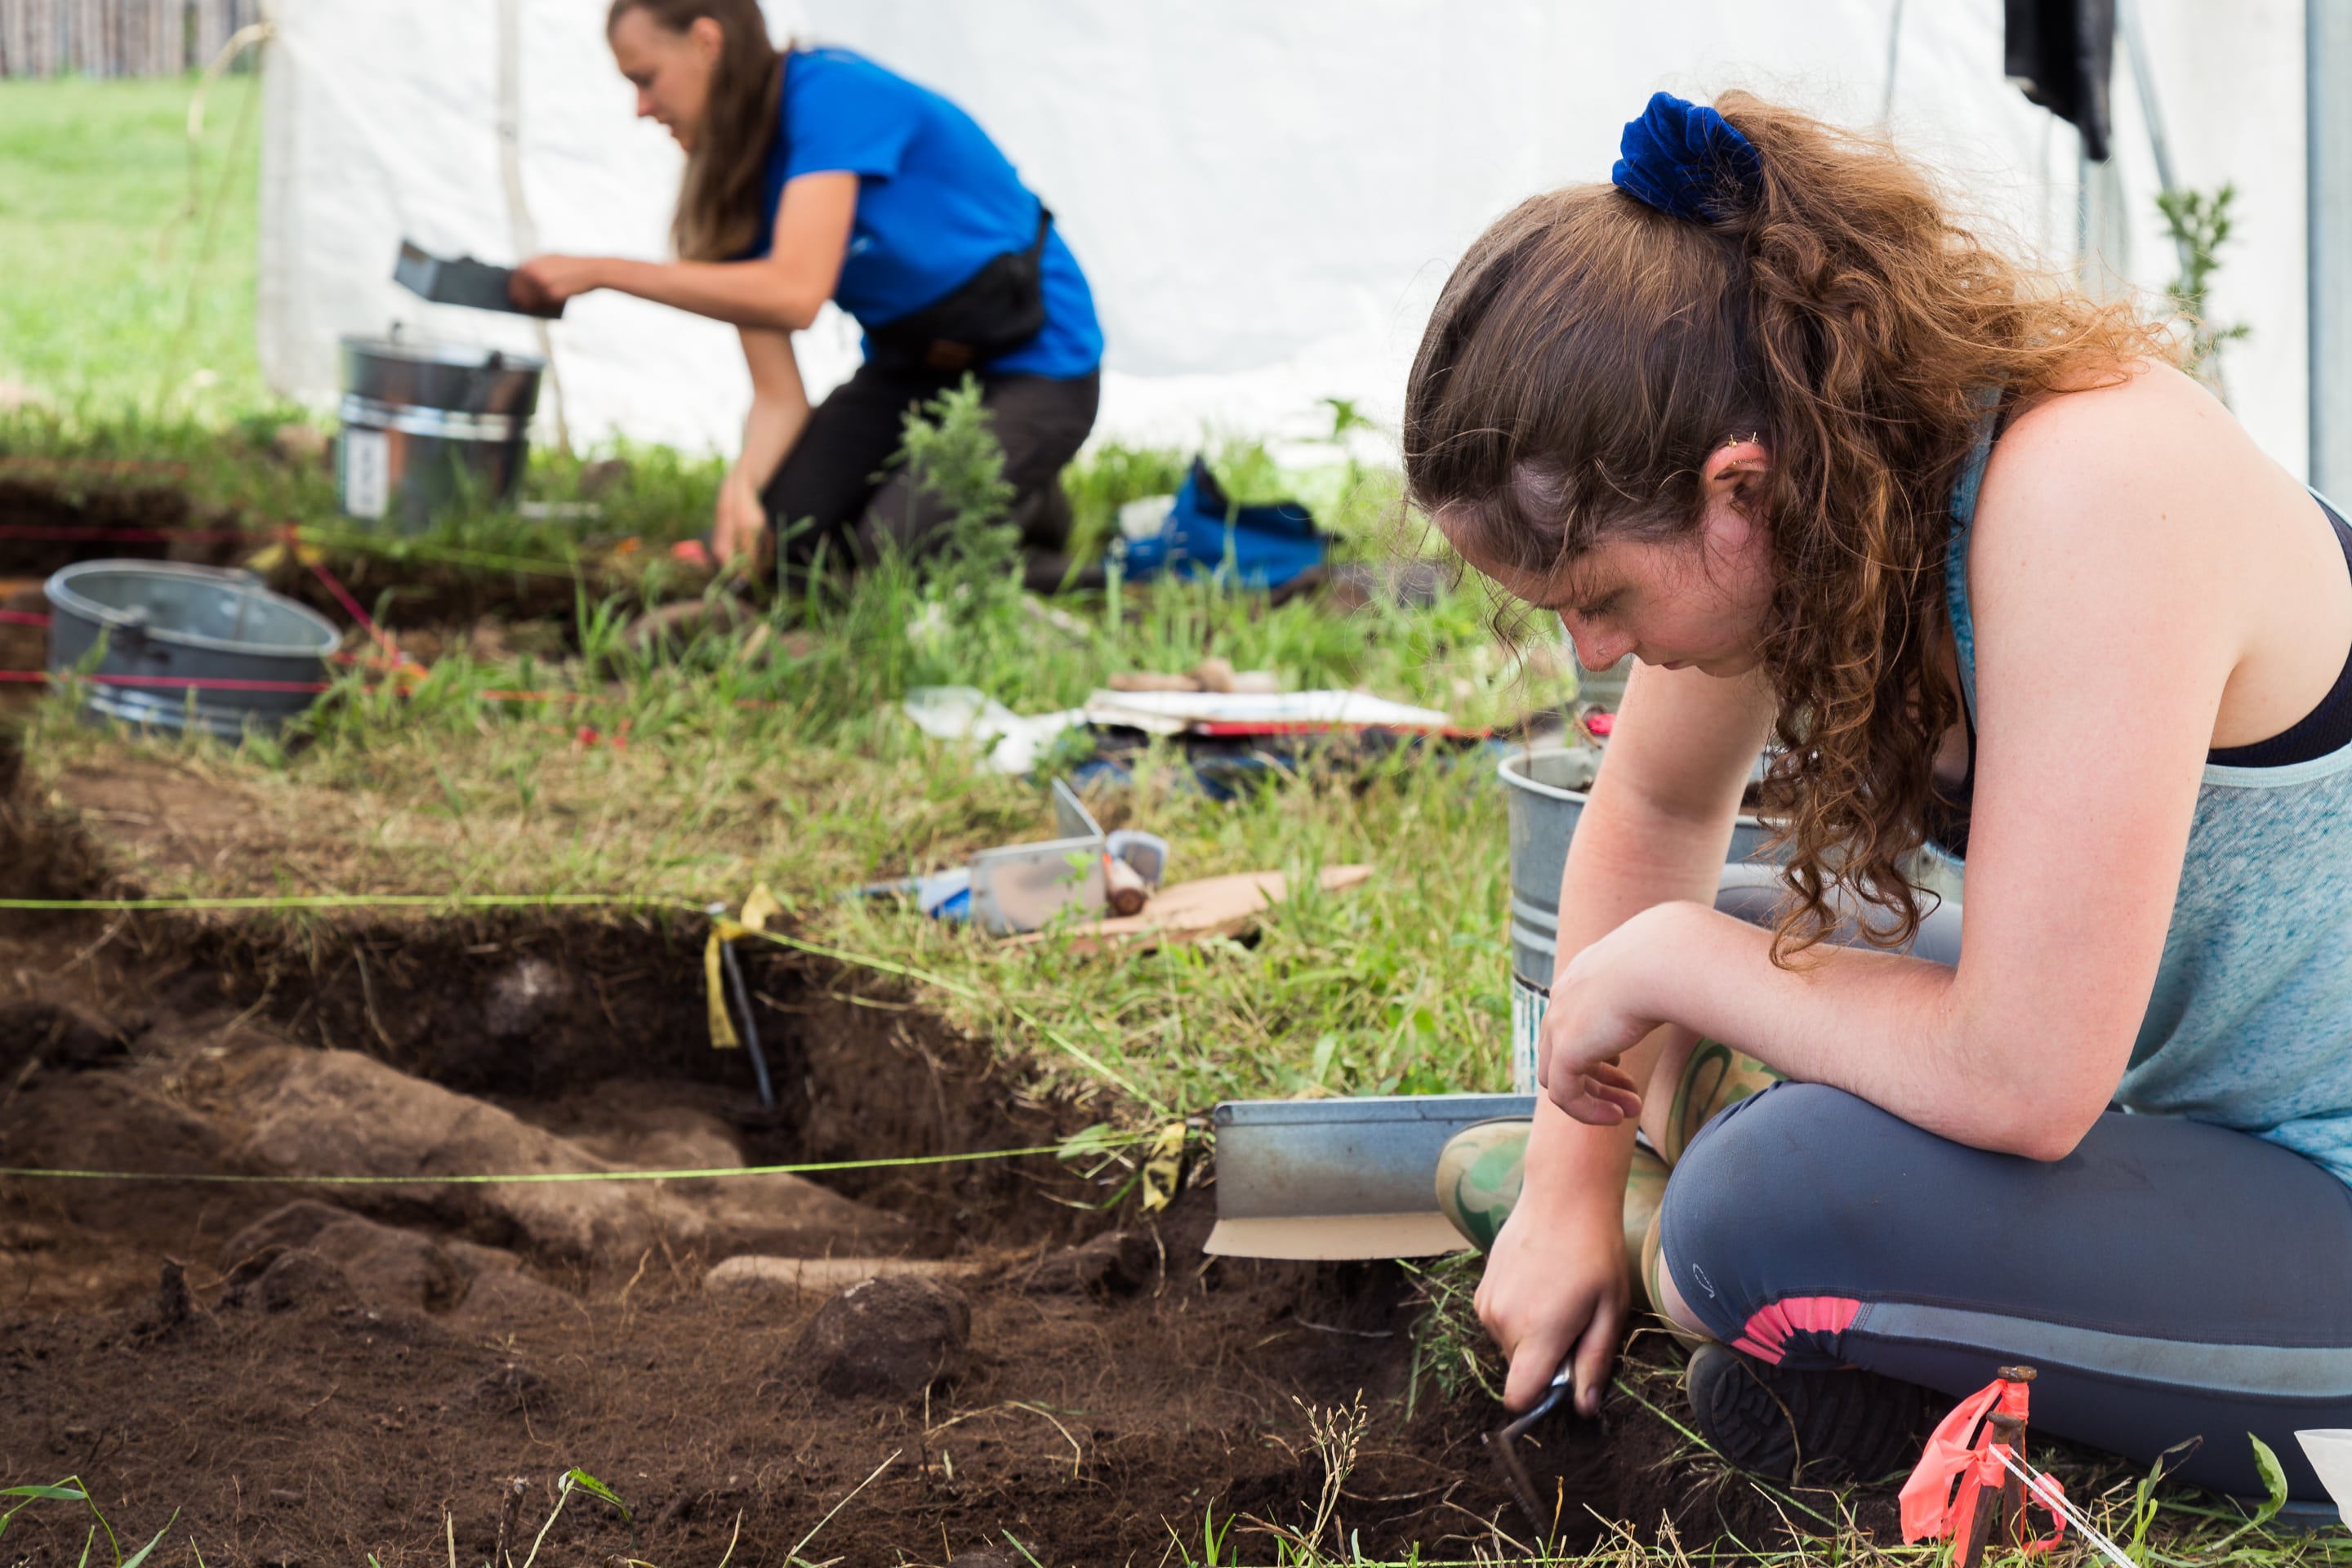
[[0, 74, 266, 419], [12, 78, 2349, 1568]]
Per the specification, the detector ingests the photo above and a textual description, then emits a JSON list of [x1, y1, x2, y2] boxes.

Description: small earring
[[1723, 431, 1763, 448]]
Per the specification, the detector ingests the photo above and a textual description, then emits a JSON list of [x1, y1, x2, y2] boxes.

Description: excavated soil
[[0, 486, 1917, 1562]]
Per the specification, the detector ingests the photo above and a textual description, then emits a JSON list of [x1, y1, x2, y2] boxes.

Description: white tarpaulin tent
[[258, 1, 2310, 474]]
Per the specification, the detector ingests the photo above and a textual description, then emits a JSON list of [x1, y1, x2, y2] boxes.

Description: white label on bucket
[[1510, 976, 1547, 1095], [341, 429, 390, 519]]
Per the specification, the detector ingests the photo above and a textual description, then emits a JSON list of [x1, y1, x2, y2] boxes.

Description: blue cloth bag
[[1120, 457, 1327, 592]]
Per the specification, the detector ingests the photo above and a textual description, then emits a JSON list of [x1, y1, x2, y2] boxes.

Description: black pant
[[759, 359, 1100, 577]]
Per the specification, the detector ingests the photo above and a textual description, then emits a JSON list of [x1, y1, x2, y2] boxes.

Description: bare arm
[[711, 327, 809, 566], [1541, 370, 2256, 1162], [510, 171, 858, 332], [735, 327, 808, 489], [1481, 659, 1775, 1410]]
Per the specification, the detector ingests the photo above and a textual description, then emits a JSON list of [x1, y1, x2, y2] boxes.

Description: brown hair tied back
[[1405, 91, 2172, 958], [608, 0, 783, 262]]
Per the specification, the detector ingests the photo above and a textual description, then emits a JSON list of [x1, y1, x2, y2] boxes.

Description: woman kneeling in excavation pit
[[1412, 91, 2352, 1504]]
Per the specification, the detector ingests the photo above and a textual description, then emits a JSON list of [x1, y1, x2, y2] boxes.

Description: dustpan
[[1206, 1093, 1535, 1259]]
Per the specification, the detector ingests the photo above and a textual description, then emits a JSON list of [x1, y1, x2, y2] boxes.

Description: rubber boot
[[1433, 1038, 1782, 1291], [1434, 1119, 1669, 1308], [1657, 1037, 1783, 1166]]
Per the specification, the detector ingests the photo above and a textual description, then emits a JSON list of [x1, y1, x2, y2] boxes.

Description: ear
[[688, 15, 725, 61], [1699, 437, 1769, 508]]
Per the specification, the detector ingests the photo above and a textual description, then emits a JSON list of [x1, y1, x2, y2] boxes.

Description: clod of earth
[[791, 1274, 973, 1401], [239, 1249, 356, 1313], [1019, 1228, 1153, 1296]]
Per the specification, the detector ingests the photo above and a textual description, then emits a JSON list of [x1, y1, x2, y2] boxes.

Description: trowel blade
[[1208, 1092, 1535, 1261]]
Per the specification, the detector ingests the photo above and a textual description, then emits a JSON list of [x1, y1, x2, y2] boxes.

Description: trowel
[[393, 238, 565, 319], [1204, 1092, 1535, 1259]]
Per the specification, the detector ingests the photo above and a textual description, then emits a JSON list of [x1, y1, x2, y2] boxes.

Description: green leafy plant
[[896, 373, 1021, 630], [2157, 183, 2252, 390]]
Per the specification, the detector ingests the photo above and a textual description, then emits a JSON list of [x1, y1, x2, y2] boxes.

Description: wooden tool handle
[[1102, 854, 1150, 916]]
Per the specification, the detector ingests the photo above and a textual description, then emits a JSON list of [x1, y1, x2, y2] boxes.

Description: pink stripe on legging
[[1733, 1295, 1861, 1364]]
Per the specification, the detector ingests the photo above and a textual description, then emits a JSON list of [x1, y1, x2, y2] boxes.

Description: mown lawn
[[0, 72, 267, 417]]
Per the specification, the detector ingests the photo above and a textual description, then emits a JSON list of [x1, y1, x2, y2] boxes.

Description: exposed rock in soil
[[791, 1275, 973, 1400], [484, 958, 567, 1039], [243, 1249, 354, 1313], [221, 1202, 573, 1321], [309, 1218, 470, 1313], [1020, 1229, 1153, 1296], [218, 1200, 356, 1270], [6, 1071, 240, 1185]]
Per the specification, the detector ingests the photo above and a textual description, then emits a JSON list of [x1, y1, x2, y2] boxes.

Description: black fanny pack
[[865, 206, 1052, 373]]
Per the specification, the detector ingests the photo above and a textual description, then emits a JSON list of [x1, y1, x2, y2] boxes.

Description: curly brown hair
[[1404, 91, 2174, 956], [608, 0, 784, 262]]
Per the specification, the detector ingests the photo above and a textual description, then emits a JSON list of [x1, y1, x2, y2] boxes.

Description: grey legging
[[1662, 1055, 2352, 1501]]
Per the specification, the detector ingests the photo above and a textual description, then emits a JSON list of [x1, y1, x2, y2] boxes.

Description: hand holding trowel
[[394, 238, 568, 318]]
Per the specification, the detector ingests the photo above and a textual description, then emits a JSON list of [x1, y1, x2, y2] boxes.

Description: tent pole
[[2117, 0, 2193, 279], [2313, 0, 2352, 491], [497, 0, 571, 456]]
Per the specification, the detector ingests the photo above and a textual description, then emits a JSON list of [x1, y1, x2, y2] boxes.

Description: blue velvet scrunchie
[[1611, 91, 1762, 222]]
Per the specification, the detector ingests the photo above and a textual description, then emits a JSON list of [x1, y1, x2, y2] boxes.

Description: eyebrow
[[1541, 562, 1613, 615]]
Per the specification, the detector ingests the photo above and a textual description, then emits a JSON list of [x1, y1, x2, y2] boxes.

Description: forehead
[[608, 8, 673, 64], [1433, 501, 1617, 608]]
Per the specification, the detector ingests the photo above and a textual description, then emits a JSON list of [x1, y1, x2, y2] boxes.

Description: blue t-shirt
[[744, 48, 1102, 381]]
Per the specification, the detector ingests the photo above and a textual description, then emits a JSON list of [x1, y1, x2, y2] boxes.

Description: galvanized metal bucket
[[46, 560, 342, 740], [336, 336, 542, 532], [1499, 744, 1784, 1094], [1499, 744, 1962, 1093]]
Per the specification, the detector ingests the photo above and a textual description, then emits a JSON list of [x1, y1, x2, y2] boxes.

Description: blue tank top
[[1944, 424, 2352, 1187]]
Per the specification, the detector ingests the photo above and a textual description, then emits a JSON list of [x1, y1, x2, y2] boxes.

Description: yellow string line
[[0, 1134, 1157, 1188], [744, 926, 1171, 1117], [0, 893, 1171, 1113]]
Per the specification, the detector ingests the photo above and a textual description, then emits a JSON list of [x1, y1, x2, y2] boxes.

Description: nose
[[1557, 615, 1631, 674], [635, 89, 657, 119]]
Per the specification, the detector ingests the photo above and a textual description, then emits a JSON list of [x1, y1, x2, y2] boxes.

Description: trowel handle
[[1499, 1364, 1575, 1442]]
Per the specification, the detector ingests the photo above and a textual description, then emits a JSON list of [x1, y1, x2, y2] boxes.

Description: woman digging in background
[[513, 0, 1102, 587], [1414, 91, 2352, 1504]]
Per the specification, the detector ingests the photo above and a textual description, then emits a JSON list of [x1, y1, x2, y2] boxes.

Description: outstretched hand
[[510, 254, 606, 313]]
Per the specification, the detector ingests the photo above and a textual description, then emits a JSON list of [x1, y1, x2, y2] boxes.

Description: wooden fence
[[0, 0, 263, 79]]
